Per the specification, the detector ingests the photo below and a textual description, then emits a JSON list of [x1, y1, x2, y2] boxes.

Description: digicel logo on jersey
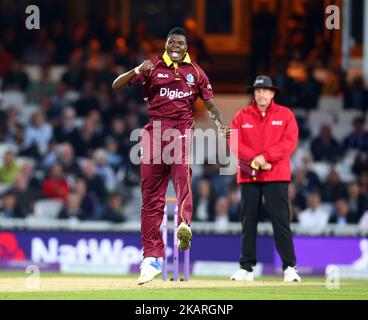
[[160, 88, 193, 100]]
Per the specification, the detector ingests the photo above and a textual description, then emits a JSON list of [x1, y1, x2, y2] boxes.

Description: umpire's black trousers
[[239, 182, 296, 271]]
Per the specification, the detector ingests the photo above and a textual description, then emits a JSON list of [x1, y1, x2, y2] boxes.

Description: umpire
[[229, 75, 301, 282]]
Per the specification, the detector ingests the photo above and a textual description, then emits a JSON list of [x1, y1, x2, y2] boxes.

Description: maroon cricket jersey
[[130, 52, 214, 121]]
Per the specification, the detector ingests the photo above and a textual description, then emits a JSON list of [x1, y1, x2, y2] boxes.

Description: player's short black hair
[[166, 27, 187, 42]]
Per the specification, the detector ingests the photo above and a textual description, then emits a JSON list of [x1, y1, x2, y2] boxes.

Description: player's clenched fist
[[137, 60, 155, 75]]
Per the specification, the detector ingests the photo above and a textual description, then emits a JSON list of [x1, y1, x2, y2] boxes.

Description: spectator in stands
[[107, 90, 128, 122], [320, 169, 347, 203], [18, 161, 41, 190], [297, 68, 322, 110], [344, 77, 368, 111], [49, 20, 70, 64], [214, 197, 230, 232], [86, 109, 104, 136], [113, 35, 132, 67], [42, 163, 69, 201], [0, 150, 20, 184], [108, 118, 131, 158], [3, 107, 19, 143], [74, 176, 99, 220], [101, 193, 125, 223], [23, 111, 53, 158], [343, 117, 368, 152], [61, 50, 85, 91], [104, 136, 124, 171], [0, 43, 14, 77], [125, 98, 148, 128], [99, 17, 123, 52], [57, 143, 82, 179], [12, 173, 40, 217], [288, 182, 306, 222], [200, 162, 232, 199], [96, 83, 114, 127], [41, 140, 59, 168], [48, 82, 72, 121], [93, 148, 118, 193], [359, 172, 368, 196], [72, 117, 102, 157], [85, 38, 104, 72], [193, 179, 214, 222], [329, 198, 356, 225], [310, 124, 342, 162], [27, 65, 57, 105], [58, 192, 85, 220], [53, 107, 79, 143], [295, 115, 311, 141], [80, 159, 106, 202], [97, 54, 118, 87], [352, 152, 368, 176], [291, 145, 311, 171], [1, 59, 29, 91], [74, 79, 99, 117], [292, 167, 321, 197], [272, 62, 298, 108], [6, 122, 24, 147], [346, 182, 368, 223], [70, 22, 89, 52], [0, 191, 23, 219], [298, 192, 330, 230]]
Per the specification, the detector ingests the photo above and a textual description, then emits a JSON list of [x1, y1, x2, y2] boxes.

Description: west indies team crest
[[186, 74, 195, 87]]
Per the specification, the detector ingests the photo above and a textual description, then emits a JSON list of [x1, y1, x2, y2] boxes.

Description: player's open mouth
[[171, 51, 180, 58]]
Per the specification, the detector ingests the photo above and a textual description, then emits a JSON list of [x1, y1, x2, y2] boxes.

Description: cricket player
[[112, 27, 230, 284]]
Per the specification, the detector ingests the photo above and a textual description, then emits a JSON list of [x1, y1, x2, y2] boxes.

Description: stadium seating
[[33, 199, 64, 219], [1, 90, 25, 110]]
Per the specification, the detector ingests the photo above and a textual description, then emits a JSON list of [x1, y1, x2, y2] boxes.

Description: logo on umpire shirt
[[186, 74, 195, 87]]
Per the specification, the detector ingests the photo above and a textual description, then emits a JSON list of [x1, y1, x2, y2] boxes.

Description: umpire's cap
[[246, 75, 280, 94]]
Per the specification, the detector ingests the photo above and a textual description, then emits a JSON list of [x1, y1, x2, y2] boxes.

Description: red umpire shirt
[[130, 51, 214, 258], [230, 100, 299, 184]]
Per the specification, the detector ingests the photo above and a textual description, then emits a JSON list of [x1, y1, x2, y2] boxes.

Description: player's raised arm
[[112, 60, 154, 90], [204, 98, 231, 138]]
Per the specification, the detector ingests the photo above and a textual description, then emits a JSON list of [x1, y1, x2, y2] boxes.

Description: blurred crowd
[[0, 2, 368, 230]]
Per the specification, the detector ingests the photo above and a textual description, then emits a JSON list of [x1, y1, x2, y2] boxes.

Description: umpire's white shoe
[[137, 258, 161, 285], [177, 222, 192, 250], [283, 266, 301, 282], [231, 269, 254, 282]]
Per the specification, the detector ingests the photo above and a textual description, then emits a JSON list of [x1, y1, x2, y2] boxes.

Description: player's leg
[[141, 162, 170, 258], [138, 162, 170, 284], [169, 123, 193, 251], [171, 162, 193, 250], [232, 183, 262, 281], [263, 182, 300, 282]]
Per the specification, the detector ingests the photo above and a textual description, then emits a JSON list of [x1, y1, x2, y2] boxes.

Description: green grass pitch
[[0, 271, 367, 300]]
